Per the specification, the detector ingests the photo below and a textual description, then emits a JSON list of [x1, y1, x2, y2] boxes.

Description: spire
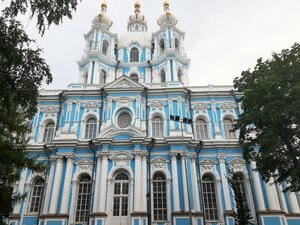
[[101, 1, 107, 15], [134, 1, 141, 14]]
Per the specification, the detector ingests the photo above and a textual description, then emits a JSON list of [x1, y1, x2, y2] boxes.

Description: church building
[[9, 1, 300, 225]]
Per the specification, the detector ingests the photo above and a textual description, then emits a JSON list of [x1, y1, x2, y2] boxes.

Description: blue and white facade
[[9, 2, 300, 225]]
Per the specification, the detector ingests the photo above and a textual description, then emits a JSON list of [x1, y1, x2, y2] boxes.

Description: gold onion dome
[[92, 1, 113, 30], [157, 0, 178, 27]]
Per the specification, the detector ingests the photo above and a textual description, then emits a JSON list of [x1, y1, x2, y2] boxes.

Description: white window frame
[[195, 117, 209, 140], [222, 117, 236, 139], [130, 47, 139, 62], [152, 172, 168, 222], [75, 174, 92, 224], [43, 122, 55, 143], [85, 117, 97, 139], [28, 177, 45, 213], [202, 173, 219, 221], [152, 115, 164, 138], [102, 39, 109, 56]]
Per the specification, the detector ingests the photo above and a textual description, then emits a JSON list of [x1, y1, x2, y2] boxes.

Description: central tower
[[78, 1, 190, 87]]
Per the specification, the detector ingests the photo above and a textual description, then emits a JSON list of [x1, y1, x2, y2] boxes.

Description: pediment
[[75, 158, 93, 165], [218, 102, 237, 109], [199, 158, 217, 165], [228, 157, 246, 165], [148, 100, 166, 107], [192, 103, 210, 110], [151, 156, 169, 164], [104, 75, 145, 89], [81, 101, 101, 109], [109, 152, 133, 161], [40, 106, 59, 113]]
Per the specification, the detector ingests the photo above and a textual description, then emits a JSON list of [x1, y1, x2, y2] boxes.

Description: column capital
[[170, 151, 178, 159], [100, 151, 109, 159], [56, 155, 64, 162], [217, 153, 226, 163], [65, 154, 75, 161]]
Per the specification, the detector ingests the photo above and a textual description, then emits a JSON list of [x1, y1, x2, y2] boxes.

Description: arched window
[[159, 39, 165, 54], [234, 172, 250, 210], [202, 174, 218, 221], [113, 172, 129, 217], [130, 74, 139, 83], [130, 47, 139, 62], [43, 122, 55, 143], [175, 38, 179, 51], [177, 69, 183, 83], [29, 177, 45, 213], [102, 40, 109, 56], [223, 118, 236, 139], [153, 173, 167, 221], [89, 40, 93, 50], [160, 69, 166, 83], [195, 118, 209, 140], [75, 174, 91, 223], [85, 118, 97, 139], [152, 116, 163, 137], [100, 69, 107, 84]]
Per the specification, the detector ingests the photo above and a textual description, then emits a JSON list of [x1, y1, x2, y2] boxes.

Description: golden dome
[[101, 1, 107, 8], [134, 1, 141, 9], [163, 0, 170, 8]]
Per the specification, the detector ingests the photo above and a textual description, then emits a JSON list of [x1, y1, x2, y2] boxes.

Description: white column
[[134, 152, 142, 211], [43, 159, 55, 214], [99, 153, 109, 212], [264, 177, 280, 211], [181, 153, 189, 211], [141, 154, 147, 212], [93, 154, 101, 213], [217, 154, 231, 211], [13, 168, 28, 214], [49, 155, 64, 214], [69, 181, 79, 222], [190, 156, 200, 211], [250, 161, 266, 211], [60, 155, 74, 214], [171, 152, 180, 212], [275, 183, 288, 212], [286, 190, 300, 213]]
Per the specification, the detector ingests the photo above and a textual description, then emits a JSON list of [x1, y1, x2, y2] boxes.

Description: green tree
[[233, 43, 300, 192], [0, 0, 80, 223], [227, 169, 253, 225]]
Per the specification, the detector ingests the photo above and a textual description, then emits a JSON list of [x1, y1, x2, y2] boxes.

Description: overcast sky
[[14, 0, 300, 89]]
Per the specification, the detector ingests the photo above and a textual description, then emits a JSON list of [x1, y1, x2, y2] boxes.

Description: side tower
[[117, 2, 152, 84], [77, 2, 118, 85], [151, 1, 190, 87]]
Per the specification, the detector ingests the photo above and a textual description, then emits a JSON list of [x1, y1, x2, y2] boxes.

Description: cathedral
[[9, 1, 300, 225]]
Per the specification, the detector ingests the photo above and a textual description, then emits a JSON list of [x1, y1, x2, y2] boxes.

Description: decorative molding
[[192, 103, 210, 110], [81, 101, 101, 109], [109, 152, 133, 167], [148, 100, 166, 107], [40, 106, 59, 113], [218, 102, 237, 109], [151, 156, 169, 171]]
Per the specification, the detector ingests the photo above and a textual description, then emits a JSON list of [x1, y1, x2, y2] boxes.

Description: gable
[[104, 75, 145, 89]]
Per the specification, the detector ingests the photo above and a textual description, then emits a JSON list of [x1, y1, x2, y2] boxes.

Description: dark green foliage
[[3, 0, 79, 35], [234, 43, 300, 192], [0, 0, 81, 223], [227, 169, 253, 225]]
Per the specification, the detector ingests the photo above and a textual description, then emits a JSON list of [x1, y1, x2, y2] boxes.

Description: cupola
[[157, 0, 178, 27], [127, 1, 148, 32], [92, 1, 113, 30]]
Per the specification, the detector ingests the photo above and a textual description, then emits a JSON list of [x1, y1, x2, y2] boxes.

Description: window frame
[[75, 174, 92, 223], [112, 172, 130, 217], [85, 117, 97, 139], [195, 117, 209, 140], [28, 177, 45, 213], [130, 47, 139, 62], [43, 122, 55, 143], [202, 173, 219, 221], [152, 172, 168, 222], [222, 117, 236, 139], [152, 115, 164, 138], [102, 39, 109, 56], [160, 69, 166, 83]]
